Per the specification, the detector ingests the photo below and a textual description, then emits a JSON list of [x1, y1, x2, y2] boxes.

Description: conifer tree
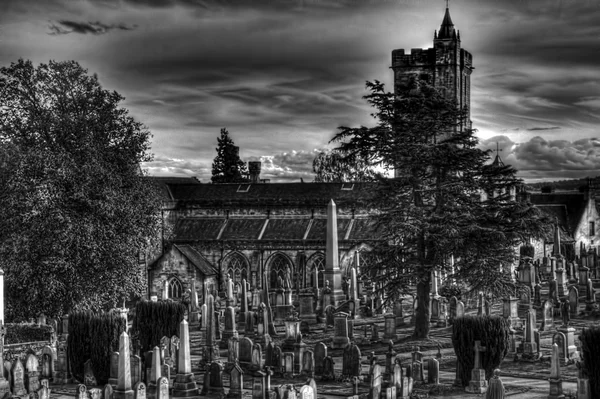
[[313, 149, 379, 182], [211, 128, 248, 183], [329, 78, 550, 338]]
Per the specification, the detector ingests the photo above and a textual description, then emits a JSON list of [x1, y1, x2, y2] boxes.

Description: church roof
[[165, 182, 375, 208], [529, 192, 587, 236], [438, 7, 456, 39], [173, 244, 218, 276]]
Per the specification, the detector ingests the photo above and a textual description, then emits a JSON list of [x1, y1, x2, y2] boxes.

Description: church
[[145, 6, 596, 301], [145, 6, 474, 300]]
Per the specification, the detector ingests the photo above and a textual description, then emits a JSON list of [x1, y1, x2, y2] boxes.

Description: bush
[[5, 323, 54, 344], [439, 281, 467, 300], [580, 326, 600, 398], [67, 311, 127, 384], [131, 300, 186, 354], [451, 315, 510, 386]]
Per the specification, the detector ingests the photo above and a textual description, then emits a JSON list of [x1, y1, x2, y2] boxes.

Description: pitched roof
[[173, 244, 217, 276], [529, 192, 587, 236], [146, 176, 201, 201], [165, 182, 375, 208]]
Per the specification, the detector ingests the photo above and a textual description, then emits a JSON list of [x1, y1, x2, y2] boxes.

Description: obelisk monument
[[324, 199, 345, 306]]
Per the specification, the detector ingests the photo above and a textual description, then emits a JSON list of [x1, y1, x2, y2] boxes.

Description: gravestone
[[148, 346, 161, 397], [172, 319, 199, 397], [251, 344, 263, 372], [228, 335, 240, 367], [131, 356, 141, 387], [25, 352, 40, 393], [301, 350, 314, 378], [540, 300, 554, 331], [569, 286, 579, 315], [38, 379, 51, 399], [84, 359, 98, 386], [104, 384, 114, 399], [553, 332, 568, 364], [227, 362, 243, 399], [89, 387, 102, 399], [252, 371, 266, 399], [314, 343, 327, 377], [109, 352, 119, 387], [411, 347, 424, 383], [40, 346, 55, 382], [382, 313, 397, 343], [208, 362, 224, 393], [76, 384, 88, 399], [239, 337, 254, 369], [133, 382, 146, 399], [284, 352, 295, 378], [114, 332, 134, 399], [465, 340, 488, 394], [369, 364, 382, 399], [12, 359, 28, 397], [427, 358, 439, 384], [332, 312, 350, 349], [156, 377, 169, 399], [299, 384, 314, 399], [548, 343, 563, 399], [322, 356, 335, 381]]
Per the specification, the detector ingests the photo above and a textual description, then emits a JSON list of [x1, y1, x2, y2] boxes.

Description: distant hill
[[525, 177, 595, 192]]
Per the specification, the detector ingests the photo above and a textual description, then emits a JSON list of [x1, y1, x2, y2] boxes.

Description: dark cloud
[[527, 127, 561, 131], [48, 20, 137, 35], [480, 136, 600, 181]]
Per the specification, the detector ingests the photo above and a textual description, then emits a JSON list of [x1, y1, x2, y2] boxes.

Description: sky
[[1, 0, 600, 183]]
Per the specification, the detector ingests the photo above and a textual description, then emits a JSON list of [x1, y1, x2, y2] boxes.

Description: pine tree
[[313, 149, 379, 182], [329, 78, 550, 338], [211, 128, 248, 183]]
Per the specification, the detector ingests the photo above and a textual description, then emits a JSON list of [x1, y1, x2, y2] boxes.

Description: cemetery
[[0, 198, 599, 399]]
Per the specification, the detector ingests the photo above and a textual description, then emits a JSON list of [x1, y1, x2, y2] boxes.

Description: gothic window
[[309, 255, 325, 289], [227, 253, 248, 285], [269, 254, 291, 289], [168, 277, 183, 299]]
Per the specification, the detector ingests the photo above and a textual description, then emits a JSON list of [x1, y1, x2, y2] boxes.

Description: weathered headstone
[[133, 382, 146, 399], [227, 362, 243, 399], [156, 377, 169, 399], [369, 364, 382, 399], [172, 319, 199, 397], [114, 332, 134, 399], [252, 371, 266, 399], [239, 337, 254, 369], [322, 356, 335, 381], [569, 286, 579, 315], [465, 340, 488, 394], [84, 359, 98, 387], [38, 379, 51, 399], [332, 312, 350, 349], [411, 347, 424, 383], [109, 352, 120, 387], [548, 343, 563, 399], [299, 384, 314, 399], [427, 358, 439, 384], [25, 352, 40, 393], [540, 300, 554, 331], [12, 358, 28, 397], [208, 362, 224, 394], [76, 384, 88, 399], [301, 350, 315, 378], [89, 386, 101, 399], [40, 346, 55, 382], [131, 356, 141, 387], [104, 384, 114, 399], [314, 342, 327, 377]]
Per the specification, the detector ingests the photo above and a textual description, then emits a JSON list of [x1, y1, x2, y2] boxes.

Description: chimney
[[248, 161, 261, 184]]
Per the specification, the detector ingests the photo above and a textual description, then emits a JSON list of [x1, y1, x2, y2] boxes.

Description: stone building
[[148, 178, 380, 300], [391, 5, 474, 130]]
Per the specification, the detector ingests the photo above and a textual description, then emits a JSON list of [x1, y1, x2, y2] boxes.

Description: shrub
[[451, 315, 510, 386], [131, 300, 186, 354], [439, 281, 467, 300], [67, 311, 126, 384], [580, 326, 600, 398], [5, 323, 54, 344]]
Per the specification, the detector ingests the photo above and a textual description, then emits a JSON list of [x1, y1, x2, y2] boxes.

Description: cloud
[[48, 20, 137, 35], [480, 135, 600, 182], [527, 127, 561, 131], [247, 150, 321, 182]]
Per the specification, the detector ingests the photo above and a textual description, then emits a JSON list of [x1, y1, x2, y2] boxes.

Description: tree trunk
[[413, 272, 431, 339]]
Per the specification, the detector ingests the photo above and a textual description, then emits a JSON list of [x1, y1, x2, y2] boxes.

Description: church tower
[[391, 5, 474, 130]]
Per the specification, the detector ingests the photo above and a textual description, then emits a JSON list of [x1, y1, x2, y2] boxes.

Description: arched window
[[269, 254, 291, 289], [227, 253, 248, 286], [309, 255, 325, 289], [168, 277, 183, 299]]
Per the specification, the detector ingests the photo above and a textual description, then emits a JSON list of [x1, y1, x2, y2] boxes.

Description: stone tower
[[391, 5, 474, 130]]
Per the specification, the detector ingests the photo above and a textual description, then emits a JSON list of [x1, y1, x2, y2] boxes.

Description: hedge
[[131, 300, 185, 354], [5, 323, 54, 344], [451, 315, 510, 386], [580, 326, 600, 397], [67, 311, 127, 384]]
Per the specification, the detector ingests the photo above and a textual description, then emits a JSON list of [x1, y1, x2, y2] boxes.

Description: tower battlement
[[391, 6, 473, 129]]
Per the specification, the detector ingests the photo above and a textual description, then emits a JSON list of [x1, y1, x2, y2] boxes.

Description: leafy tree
[[211, 128, 248, 183], [329, 78, 550, 338], [0, 59, 163, 320], [312, 149, 379, 182]]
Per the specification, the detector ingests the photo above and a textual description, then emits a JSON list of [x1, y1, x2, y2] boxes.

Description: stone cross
[[473, 341, 486, 370]]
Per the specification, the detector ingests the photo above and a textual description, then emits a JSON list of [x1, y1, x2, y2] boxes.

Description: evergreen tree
[[211, 128, 248, 183], [0, 59, 162, 319], [329, 78, 550, 338], [313, 149, 379, 182]]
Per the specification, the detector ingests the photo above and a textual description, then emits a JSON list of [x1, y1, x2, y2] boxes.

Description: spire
[[437, 6, 456, 40]]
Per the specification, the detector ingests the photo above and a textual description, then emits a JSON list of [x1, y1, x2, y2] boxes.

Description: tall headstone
[[109, 352, 119, 387], [25, 353, 40, 393], [324, 199, 345, 305], [314, 343, 327, 377], [172, 320, 199, 397], [239, 279, 249, 332], [12, 359, 27, 397], [227, 362, 243, 399], [382, 313, 397, 343], [369, 364, 382, 399], [156, 377, 169, 399], [548, 343, 564, 399], [114, 332, 134, 399], [147, 347, 161, 399]]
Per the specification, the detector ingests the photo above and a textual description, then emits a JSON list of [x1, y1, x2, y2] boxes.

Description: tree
[[211, 128, 248, 183], [0, 59, 163, 320], [312, 149, 379, 182], [329, 78, 550, 338]]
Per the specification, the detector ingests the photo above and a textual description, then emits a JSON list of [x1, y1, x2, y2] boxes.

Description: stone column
[[548, 343, 563, 399], [114, 332, 134, 399], [172, 320, 199, 397], [324, 200, 345, 306]]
